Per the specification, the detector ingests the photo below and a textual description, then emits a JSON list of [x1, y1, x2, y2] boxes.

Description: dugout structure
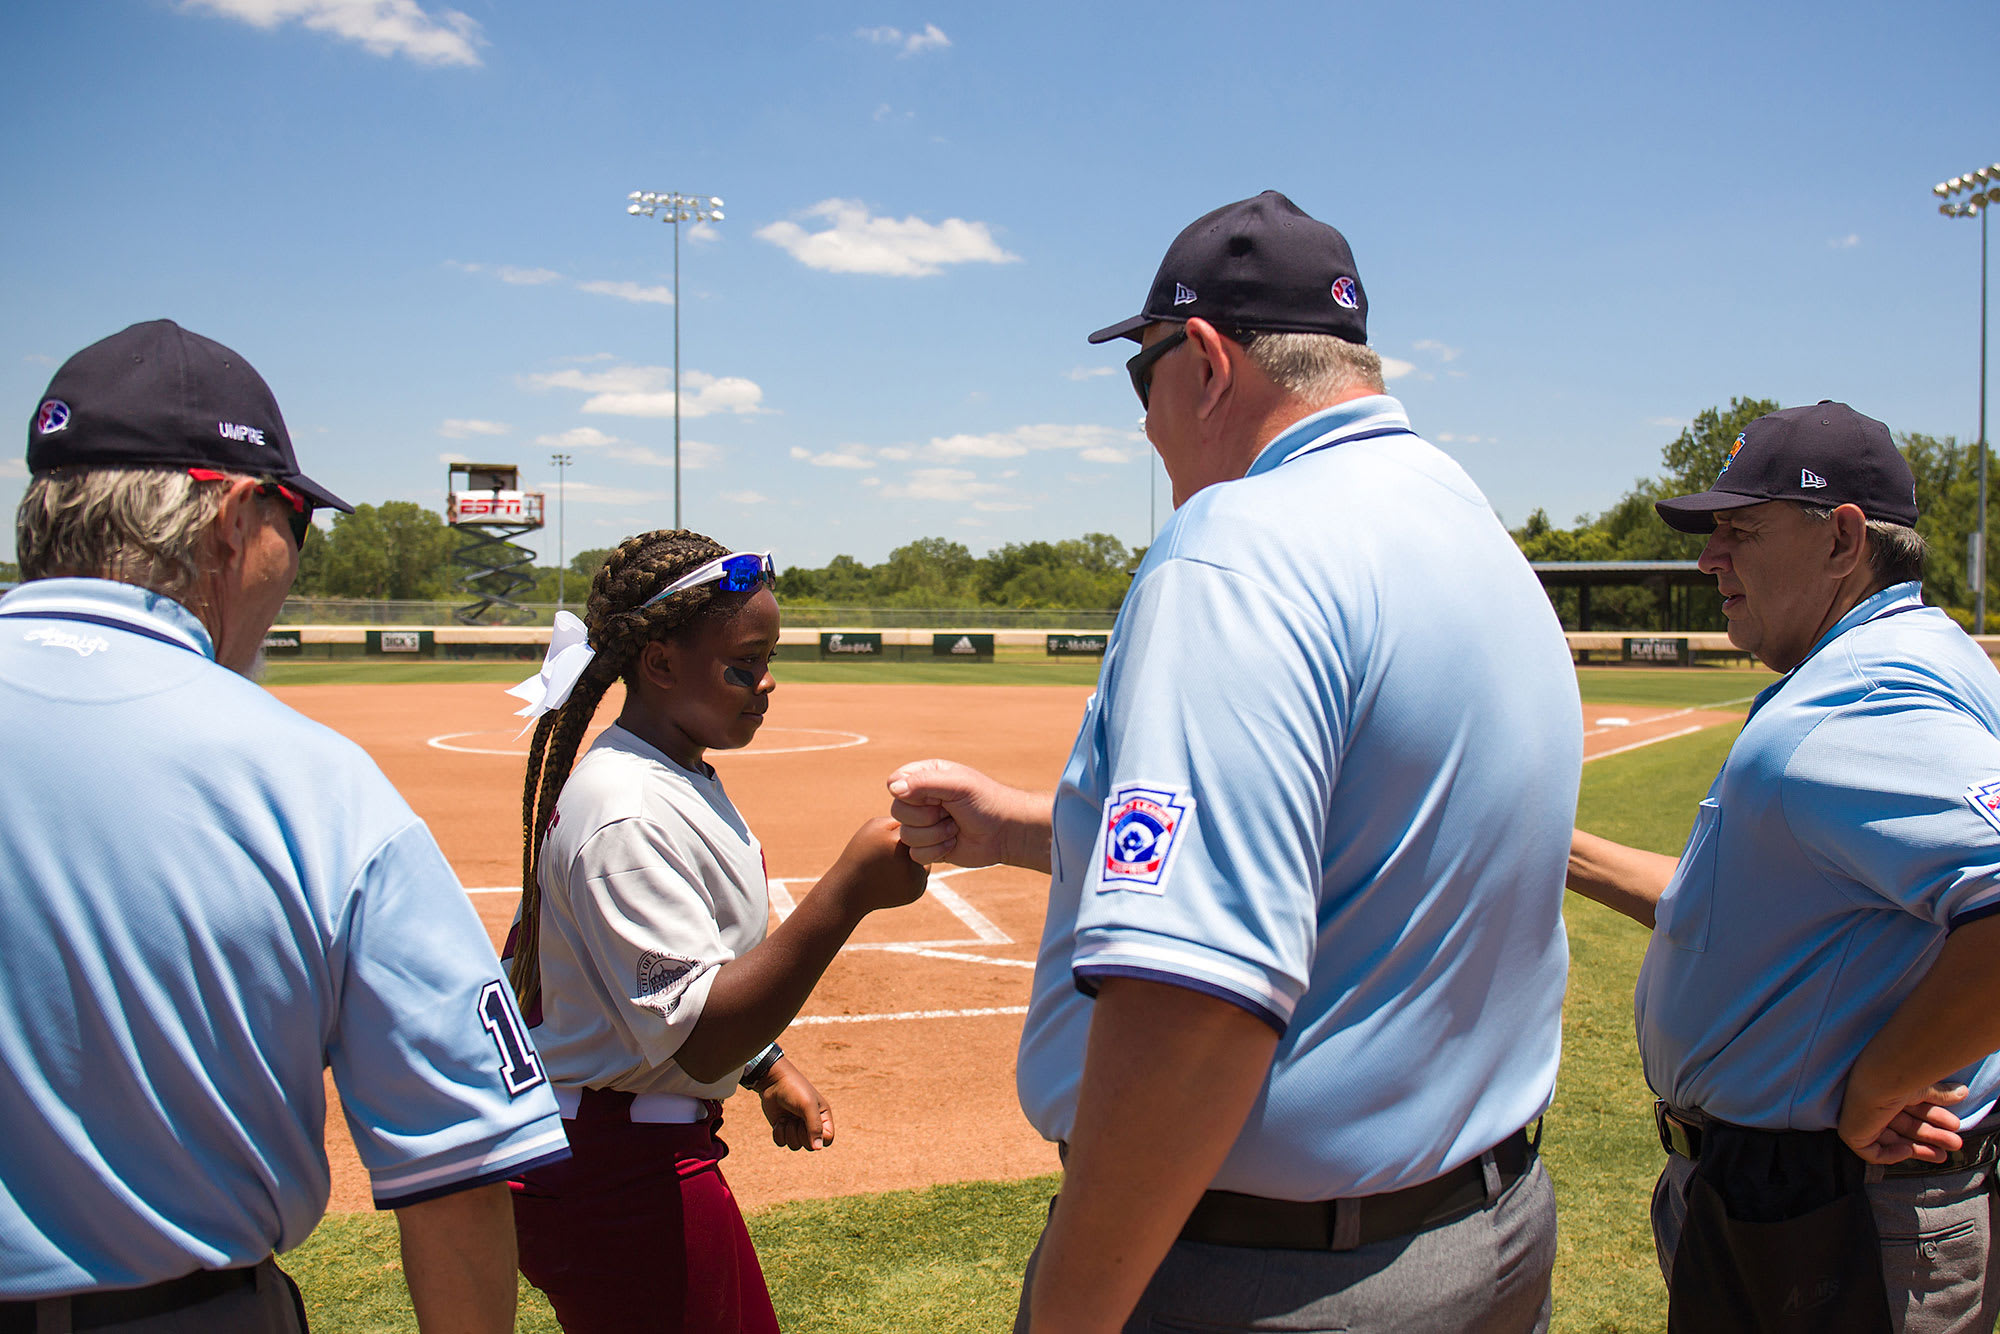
[[446, 463, 545, 625]]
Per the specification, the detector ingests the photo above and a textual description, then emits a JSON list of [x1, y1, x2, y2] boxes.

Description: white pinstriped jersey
[[0, 579, 567, 1300], [522, 724, 768, 1100], [1017, 396, 1582, 1200]]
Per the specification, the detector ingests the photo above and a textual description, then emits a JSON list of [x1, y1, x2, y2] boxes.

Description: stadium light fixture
[[1935, 164, 2000, 632], [624, 189, 726, 529]]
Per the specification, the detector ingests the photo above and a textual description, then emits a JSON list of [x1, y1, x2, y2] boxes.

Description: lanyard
[[0, 609, 208, 657]]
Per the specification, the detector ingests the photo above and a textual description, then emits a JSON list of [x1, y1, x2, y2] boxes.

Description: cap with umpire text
[[27, 320, 353, 512], [1654, 401, 1918, 534], [1087, 191, 1368, 346]]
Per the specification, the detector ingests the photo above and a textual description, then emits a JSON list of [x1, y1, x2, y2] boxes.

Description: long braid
[[511, 530, 735, 1016]]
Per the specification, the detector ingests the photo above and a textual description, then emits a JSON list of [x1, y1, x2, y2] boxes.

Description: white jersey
[[527, 723, 769, 1099]]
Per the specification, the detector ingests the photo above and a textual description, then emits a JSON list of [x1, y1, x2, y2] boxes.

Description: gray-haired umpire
[[1568, 402, 2000, 1333], [0, 321, 567, 1332]]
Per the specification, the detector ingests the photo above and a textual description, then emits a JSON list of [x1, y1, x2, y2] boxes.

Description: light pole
[[549, 451, 572, 611], [1936, 162, 2000, 633], [625, 189, 725, 529]]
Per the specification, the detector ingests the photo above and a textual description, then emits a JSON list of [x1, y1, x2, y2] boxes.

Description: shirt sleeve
[[1782, 686, 2000, 927], [326, 820, 569, 1210], [556, 816, 732, 1070], [1071, 559, 1346, 1031]]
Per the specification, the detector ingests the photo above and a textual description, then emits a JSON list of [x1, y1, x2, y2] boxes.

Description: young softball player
[[502, 529, 927, 1333]]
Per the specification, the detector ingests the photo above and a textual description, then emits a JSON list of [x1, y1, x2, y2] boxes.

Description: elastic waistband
[[556, 1085, 713, 1124]]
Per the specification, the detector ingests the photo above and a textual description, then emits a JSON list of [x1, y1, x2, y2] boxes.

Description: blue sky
[[3, 0, 1995, 570]]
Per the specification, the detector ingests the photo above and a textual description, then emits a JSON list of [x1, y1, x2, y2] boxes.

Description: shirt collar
[[1749, 580, 1923, 715], [0, 578, 215, 659], [1245, 394, 1412, 479]]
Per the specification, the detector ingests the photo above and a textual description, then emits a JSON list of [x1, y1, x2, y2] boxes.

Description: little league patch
[[1100, 784, 1192, 893]]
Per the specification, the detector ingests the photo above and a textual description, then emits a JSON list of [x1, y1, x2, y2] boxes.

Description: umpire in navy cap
[[891, 192, 1581, 1331], [1569, 402, 2000, 1332]]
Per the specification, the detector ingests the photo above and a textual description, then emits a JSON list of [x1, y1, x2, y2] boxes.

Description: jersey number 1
[[478, 980, 547, 1097]]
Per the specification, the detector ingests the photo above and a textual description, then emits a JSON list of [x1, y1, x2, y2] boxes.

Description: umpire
[[0, 321, 568, 1331], [1568, 402, 2000, 1333], [890, 192, 1582, 1332]]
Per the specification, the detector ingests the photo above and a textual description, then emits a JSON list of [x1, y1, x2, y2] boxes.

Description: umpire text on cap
[[1087, 191, 1369, 346], [1654, 401, 1917, 533], [27, 319, 353, 513]]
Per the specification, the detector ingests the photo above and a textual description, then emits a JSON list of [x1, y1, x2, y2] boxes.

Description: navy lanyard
[[1281, 424, 1419, 466], [0, 609, 208, 657]]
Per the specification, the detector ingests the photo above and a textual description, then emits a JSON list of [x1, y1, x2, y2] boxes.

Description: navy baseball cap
[[27, 319, 353, 513], [1655, 402, 1917, 534], [1087, 191, 1368, 346]]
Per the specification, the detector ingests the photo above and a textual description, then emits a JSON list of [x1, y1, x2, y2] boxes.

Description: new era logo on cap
[[1801, 469, 1827, 489], [1173, 283, 1197, 306]]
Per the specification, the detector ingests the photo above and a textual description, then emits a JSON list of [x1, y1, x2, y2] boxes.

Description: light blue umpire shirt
[[1637, 581, 2000, 1131], [0, 579, 568, 1299], [1016, 396, 1582, 1201]]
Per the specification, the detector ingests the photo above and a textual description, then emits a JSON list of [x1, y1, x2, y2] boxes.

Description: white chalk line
[[1581, 694, 1756, 739], [427, 726, 869, 758], [789, 1005, 1028, 1026], [1584, 724, 1708, 762]]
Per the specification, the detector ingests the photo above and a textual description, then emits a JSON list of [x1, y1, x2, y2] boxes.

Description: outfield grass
[[1573, 665, 1770, 711], [283, 719, 1740, 1333]]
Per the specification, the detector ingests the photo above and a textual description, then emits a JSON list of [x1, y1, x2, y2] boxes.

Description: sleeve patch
[[636, 951, 704, 1018], [1965, 780, 2000, 837], [1100, 784, 1193, 895]]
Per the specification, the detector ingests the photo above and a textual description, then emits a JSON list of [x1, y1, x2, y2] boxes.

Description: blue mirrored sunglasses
[[640, 551, 776, 609]]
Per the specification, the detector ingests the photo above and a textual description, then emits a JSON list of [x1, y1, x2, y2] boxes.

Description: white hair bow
[[506, 611, 596, 721]]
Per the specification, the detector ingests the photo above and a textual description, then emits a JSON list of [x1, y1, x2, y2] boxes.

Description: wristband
[[740, 1042, 783, 1089]]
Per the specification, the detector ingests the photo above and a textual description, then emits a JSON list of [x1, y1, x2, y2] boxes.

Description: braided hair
[[510, 529, 739, 1017]]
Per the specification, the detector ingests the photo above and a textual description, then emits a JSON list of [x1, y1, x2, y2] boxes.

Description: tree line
[[1511, 396, 1991, 631]]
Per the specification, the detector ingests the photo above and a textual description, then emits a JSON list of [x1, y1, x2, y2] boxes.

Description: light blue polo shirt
[[1638, 582, 2000, 1131], [0, 579, 567, 1299], [1016, 396, 1582, 1200]]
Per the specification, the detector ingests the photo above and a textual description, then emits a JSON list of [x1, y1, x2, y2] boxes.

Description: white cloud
[[498, 266, 561, 285], [439, 418, 508, 438], [857, 22, 950, 56], [720, 490, 770, 505], [557, 480, 673, 506], [686, 222, 721, 245], [1434, 432, 1491, 445], [877, 446, 914, 462], [605, 441, 722, 470], [973, 500, 1030, 512], [557, 352, 617, 364], [525, 364, 766, 419], [926, 423, 1139, 461], [1065, 365, 1116, 381], [756, 199, 1018, 277], [1829, 234, 1861, 249], [1379, 356, 1416, 381], [576, 279, 675, 306], [436, 451, 471, 465], [875, 467, 1007, 503], [1, 457, 29, 478], [789, 446, 875, 470], [1079, 446, 1132, 464], [535, 426, 622, 448], [1412, 339, 1461, 362], [181, 0, 484, 66]]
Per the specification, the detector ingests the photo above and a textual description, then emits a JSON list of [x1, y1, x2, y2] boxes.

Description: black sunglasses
[[1126, 329, 1188, 410], [256, 481, 313, 549]]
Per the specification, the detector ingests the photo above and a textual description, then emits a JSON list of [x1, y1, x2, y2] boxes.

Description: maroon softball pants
[[511, 1106, 780, 1334]]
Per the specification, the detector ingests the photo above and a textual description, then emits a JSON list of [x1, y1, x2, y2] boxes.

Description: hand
[[1838, 1075, 1968, 1165], [757, 1057, 834, 1151], [887, 759, 1048, 871], [827, 816, 929, 914]]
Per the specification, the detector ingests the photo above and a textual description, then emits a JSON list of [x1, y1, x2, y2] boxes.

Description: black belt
[[1176, 1124, 1539, 1252], [0, 1264, 260, 1332], [1656, 1101, 2000, 1176]]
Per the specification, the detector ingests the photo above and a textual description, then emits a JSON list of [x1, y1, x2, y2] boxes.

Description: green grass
[[1574, 665, 1770, 711], [283, 720, 1741, 1333]]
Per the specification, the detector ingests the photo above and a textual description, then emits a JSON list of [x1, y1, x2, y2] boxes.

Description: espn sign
[[447, 491, 544, 525]]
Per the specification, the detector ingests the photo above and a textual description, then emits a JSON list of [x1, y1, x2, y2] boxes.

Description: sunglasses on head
[[641, 551, 776, 609], [189, 468, 312, 548]]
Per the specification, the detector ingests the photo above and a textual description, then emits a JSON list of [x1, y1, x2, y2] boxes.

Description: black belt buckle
[[1656, 1100, 1702, 1160]]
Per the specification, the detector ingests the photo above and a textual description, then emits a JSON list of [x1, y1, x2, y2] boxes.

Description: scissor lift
[[446, 463, 546, 624]]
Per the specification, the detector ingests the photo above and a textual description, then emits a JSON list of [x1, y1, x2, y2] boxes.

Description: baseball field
[[271, 657, 1767, 1333]]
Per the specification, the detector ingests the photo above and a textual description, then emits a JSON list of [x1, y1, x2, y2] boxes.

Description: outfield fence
[[275, 598, 1122, 631]]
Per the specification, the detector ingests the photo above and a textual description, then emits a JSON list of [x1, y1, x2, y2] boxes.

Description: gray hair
[[1796, 502, 1927, 587], [1241, 332, 1386, 404], [16, 468, 232, 601]]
